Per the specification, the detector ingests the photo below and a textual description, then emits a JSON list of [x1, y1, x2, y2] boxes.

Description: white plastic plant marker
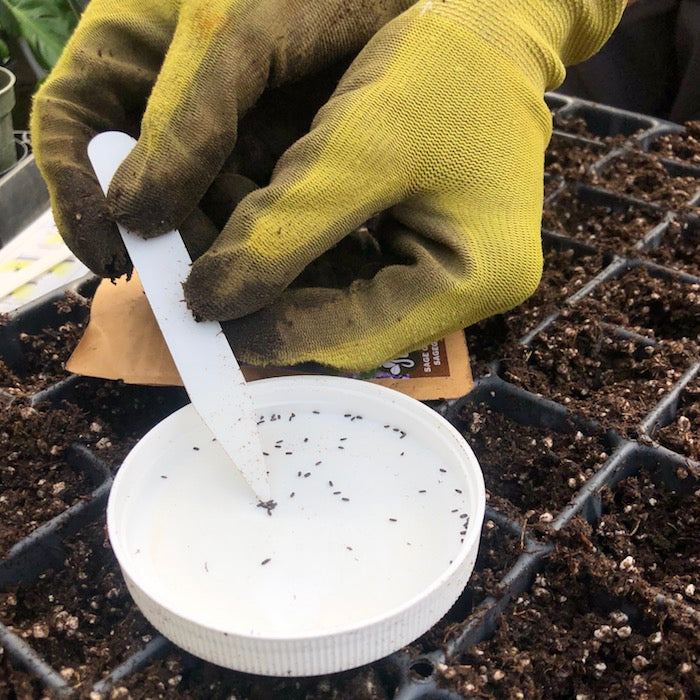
[[107, 375, 486, 676], [87, 131, 269, 502]]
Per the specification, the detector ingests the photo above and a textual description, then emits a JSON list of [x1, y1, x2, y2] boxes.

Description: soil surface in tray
[[0, 292, 88, 394], [0, 517, 155, 690], [436, 526, 700, 699], [593, 151, 699, 212], [500, 308, 697, 438], [570, 265, 700, 343], [542, 187, 665, 255], [649, 122, 700, 166], [465, 247, 604, 377], [545, 134, 607, 180], [654, 374, 700, 461], [643, 217, 700, 278], [454, 402, 608, 520], [594, 464, 700, 606]]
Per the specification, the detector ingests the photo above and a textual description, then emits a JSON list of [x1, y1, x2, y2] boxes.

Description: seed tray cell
[[542, 182, 668, 256], [553, 102, 660, 143], [641, 365, 700, 461], [545, 133, 610, 180], [642, 215, 700, 277], [592, 150, 700, 211], [465, 238, 610, 376], [1, 94, 699, 697], [498, 310, 699, 440], [565, 258, 700, 342], [445, 375, 613, 521], [641, 123, 700, 168]]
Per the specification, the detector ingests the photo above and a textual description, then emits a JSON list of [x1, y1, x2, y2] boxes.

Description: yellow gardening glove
[[184, 0, 626, 372], [30, 0, 413, 277]]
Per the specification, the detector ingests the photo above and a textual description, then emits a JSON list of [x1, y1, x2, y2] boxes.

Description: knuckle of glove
[[183, 247, 287, 322]]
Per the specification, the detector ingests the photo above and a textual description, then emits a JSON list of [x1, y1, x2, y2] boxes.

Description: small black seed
[[290, 492, 295, 498], [261, 558, 271, 565], [333, 491, 341, 495], [192, 446, 200, 451], [289, 413, 296, 421], [315, 461, 322, 466], [455, 489, 462, 494], [341, 497, 350, 502], [312, 410, 320, 414], [160, 475, 168, 479], [262, 451, 269, 456], [285, 451, 293, 455], [346, 546, 353, 551], [304, 472, 311, 478], [439, 468, 447, 473], [276, 439, 284, 444], [451, 509, 458, 513], [338, 446, 345, 450], [304, 437, 309, 442], [389, 518, 397, 522], [329, 480, 334, 487], [418, 490, 426, 493], [339, 437, 347, 441], [257, 500, 277, 516]]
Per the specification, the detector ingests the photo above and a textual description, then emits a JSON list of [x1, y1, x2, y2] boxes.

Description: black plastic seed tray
[[1, 93, 699, 698]]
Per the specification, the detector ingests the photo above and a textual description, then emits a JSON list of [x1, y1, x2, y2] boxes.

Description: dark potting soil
[[594, 465, 700, 605], [454, 402, 608, 520], [436, 528, 699, 699], [545, 135, 606, 180], [654, 374, 700, 461], [0, 517, 156, 689], [465, 247, 604, 377], [0, 292, 89, 395], [107, 654, 391, 700], [500, 308, 697, 438], [0, 399, 96, 558], [542, 187, 665, 255], [643, 217, 700, 278], [648, 122, 700, 166], [592, 151, 700, 212], [0, 295, 187, 559], [552, 114, 642, 147], [569, 265, 700, 343]]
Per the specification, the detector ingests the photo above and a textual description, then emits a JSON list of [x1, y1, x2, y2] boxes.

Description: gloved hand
[[184, 0, 626, 371], [30, 0, 414, 277], [33, 0, 626, 373]]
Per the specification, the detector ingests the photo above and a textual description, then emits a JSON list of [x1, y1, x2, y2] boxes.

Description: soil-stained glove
[[30, 0, 414, 277], [184, 0, 626, 371]]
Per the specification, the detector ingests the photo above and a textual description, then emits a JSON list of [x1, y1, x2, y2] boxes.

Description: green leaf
[[0, 3, 20, 36], [0, 37, 9, 61], [0, 0, 77, 71]]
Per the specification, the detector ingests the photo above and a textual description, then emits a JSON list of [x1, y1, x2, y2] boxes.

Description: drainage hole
[[409, 660, 435, 678]]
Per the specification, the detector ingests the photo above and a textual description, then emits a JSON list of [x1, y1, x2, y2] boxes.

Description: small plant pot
[[0, 66, 18, 175]]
